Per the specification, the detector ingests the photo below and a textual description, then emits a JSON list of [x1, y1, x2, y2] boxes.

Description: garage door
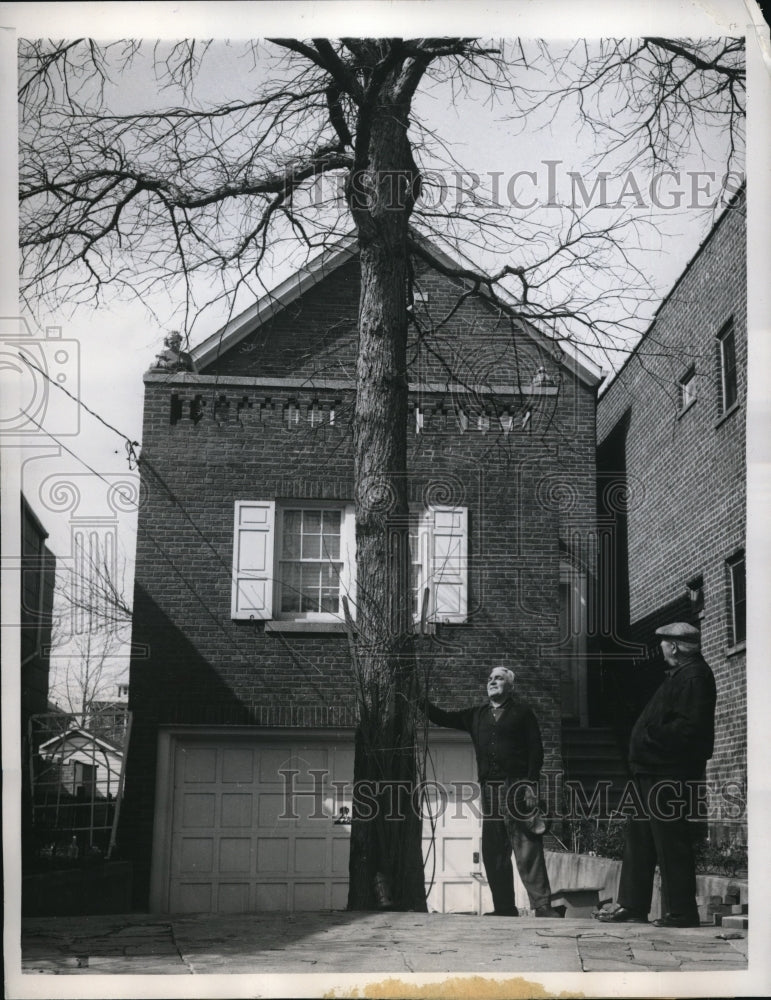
[[163, 734, 354, 914], [153, 729, 502, 914]]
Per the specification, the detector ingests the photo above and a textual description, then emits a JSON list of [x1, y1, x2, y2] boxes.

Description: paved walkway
[[19, 910, 748, 976]]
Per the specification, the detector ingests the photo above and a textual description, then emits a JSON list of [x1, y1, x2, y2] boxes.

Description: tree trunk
[[346, 79, 427, 911]]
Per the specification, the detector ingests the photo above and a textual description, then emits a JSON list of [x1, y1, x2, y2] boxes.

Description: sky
[[2, 5, 763, 707]]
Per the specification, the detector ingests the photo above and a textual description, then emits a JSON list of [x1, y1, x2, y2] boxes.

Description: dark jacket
[[425, 698, 544, 783], [628, 653, 716, 777]]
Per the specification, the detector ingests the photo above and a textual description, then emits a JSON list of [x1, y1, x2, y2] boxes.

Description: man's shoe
[[484, 907, 518, 916], [595, 906, 648, 924], [534, 906, 564, 918], [653, 913, 700, 928]]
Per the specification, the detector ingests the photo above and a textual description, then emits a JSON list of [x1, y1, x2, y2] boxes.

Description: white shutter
[[430, 506, 468, 624], [341, 504, 357, 619], [232, 501, 275, 620]]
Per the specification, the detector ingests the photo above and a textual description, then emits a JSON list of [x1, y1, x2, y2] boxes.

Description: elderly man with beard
[[423, 666, 561, 917], [597, 622, 717, 928]]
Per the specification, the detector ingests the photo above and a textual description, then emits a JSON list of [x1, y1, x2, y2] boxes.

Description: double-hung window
[[727, 551, 746, 647], [717, 320, 738, 416], [232, 500, 468, 626]]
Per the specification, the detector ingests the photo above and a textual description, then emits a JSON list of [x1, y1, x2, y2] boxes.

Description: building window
[[727, 552, 746, 646], [279, 508, 344, 616], [678, 366, 697, 412], [717, 320, 738, 415], [232, 501, 468, 625]]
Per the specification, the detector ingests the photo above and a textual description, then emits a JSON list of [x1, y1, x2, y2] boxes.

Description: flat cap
[[655, 622, 701, 643]]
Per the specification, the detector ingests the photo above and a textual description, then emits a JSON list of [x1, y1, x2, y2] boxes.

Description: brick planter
[[540, 851, 747, 921]]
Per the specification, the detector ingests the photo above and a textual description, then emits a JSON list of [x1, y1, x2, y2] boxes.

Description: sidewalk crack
[[168, 923, 195, 974]]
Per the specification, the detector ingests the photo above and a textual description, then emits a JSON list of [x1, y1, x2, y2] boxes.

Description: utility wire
[[17, 351, 141, 464]]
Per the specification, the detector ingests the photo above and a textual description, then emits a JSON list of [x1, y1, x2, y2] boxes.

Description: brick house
[[596, 193, 747, 842], [123, 233, 603, 913]]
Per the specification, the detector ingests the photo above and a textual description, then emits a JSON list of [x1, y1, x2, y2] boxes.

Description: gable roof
[[38, 727, 122, 757], [191, 231, 603, 388]]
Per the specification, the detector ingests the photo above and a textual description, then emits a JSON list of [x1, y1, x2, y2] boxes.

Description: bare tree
[[18, 36, 744, 909], [49, 540, 132, 738]]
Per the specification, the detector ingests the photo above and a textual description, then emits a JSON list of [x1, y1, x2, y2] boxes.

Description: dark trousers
[[481, 783, 552, 911], [617, 774, 700, 919]]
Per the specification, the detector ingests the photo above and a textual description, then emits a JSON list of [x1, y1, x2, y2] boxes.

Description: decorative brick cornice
[[144, 370, 558, 398]]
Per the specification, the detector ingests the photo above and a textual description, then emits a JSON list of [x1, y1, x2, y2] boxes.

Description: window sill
[[714, 401, 740, 428], [265, 621, 348, 634], [726, 640, 746, 657], [677, 398, 697, 419]]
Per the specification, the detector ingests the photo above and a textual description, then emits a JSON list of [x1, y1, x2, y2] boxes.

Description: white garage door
[[161, 733, 354, 914], [152, 729, 499, 914]]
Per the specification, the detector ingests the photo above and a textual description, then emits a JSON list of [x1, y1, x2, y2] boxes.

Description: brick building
[[123, 234, 603, 913], [596, 193, 747, 842], [20, 495, 57, 859]]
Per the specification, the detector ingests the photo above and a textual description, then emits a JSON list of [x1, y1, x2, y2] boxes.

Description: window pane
[[302, 533, 321, 559], [719, 324, 738, 413], [279, 563, 301, 612], [731, 557, 746, 645], [304, 510, 322, 534], [282, 511, 302, 558]]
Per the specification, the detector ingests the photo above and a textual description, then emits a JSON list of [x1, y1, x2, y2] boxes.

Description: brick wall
[[123, 255, 599, 903], [597, 197, 747, 838]]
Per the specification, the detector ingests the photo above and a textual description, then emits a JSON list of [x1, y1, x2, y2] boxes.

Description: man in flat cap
[[598, 622, 716, 927]]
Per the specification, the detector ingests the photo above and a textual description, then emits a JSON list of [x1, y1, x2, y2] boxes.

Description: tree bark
[[346, 73, 426, 911]]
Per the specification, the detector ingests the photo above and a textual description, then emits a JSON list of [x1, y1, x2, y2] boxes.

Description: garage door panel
[[257, 791, 291, 828], [222, 747, 254, 783], [331, 881, 348, 910], [293, 747, 329, 783], [181, 792, 215, 828], [221, 792, 252, 827], [331, 837, 349, 874], [255, 882, 288, 911], [294, 837, 327, 874], [293, 882, 326, 910], [257, 837, 289, 872], [179, 837, 213, 873], [179, 746, 217, 783], [259, 748, 294, 784], [174, 882, 212, 914], [218, 882, 250, 913], [219, 837, 252, 873]]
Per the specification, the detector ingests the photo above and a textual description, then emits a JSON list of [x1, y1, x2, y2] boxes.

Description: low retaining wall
[[530, 851, 747, 921], [22, 862, 132, 917]]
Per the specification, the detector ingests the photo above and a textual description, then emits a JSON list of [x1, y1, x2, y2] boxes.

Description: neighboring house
[[124, 233, 604, 914], [21, 495, 57, 854], [37, 727, 124, 800], [21, 495, 57, 735], [596, 192, 747, 843]]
